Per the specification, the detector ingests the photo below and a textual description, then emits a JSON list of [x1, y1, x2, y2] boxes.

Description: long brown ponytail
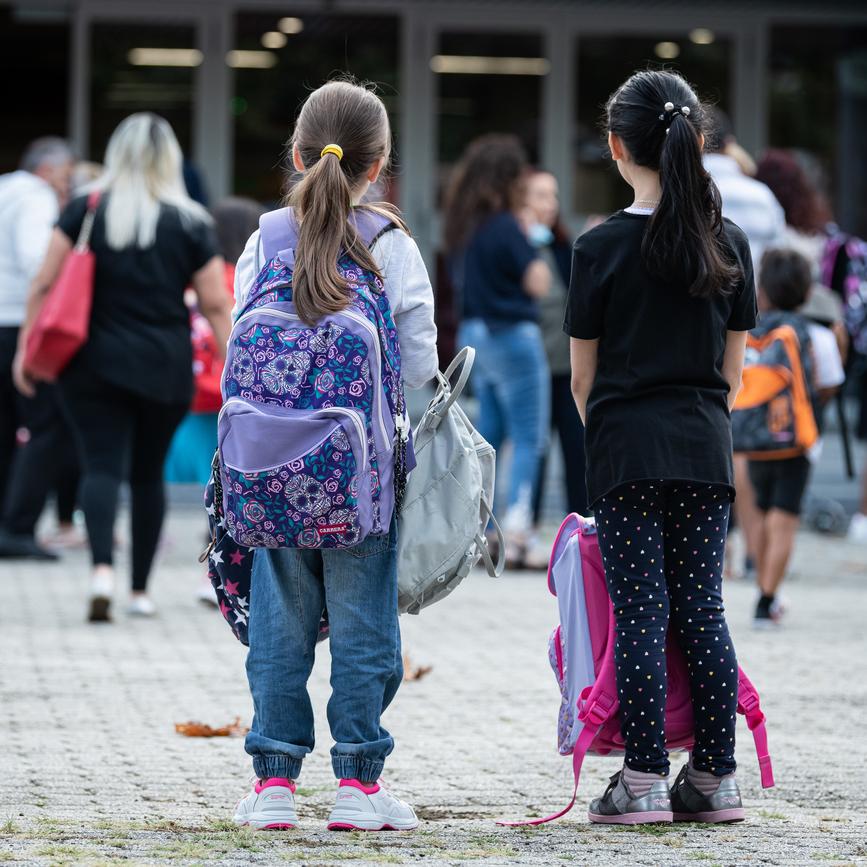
[[288, 80, 407, 324]]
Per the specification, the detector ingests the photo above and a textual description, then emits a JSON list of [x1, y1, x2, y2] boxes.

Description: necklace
[[632, 198, 659, 208]]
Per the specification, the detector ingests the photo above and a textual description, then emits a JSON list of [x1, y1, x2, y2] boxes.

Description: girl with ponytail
[[230, 80, 437, 832], [566, 70, 758, 824]]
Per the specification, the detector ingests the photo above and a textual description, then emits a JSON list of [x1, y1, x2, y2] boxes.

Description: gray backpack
[[397, 347, 505, 614]]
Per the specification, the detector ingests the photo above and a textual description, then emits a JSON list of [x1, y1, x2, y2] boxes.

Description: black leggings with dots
[[595, 481, 738, 777]]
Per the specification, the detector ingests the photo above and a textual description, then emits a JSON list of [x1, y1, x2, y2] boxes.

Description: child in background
[[748, 248, 843, 627], [230, 80, 437, 832]]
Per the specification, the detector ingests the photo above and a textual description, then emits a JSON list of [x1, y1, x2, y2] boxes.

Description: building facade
[[3, 0, 866, 260]]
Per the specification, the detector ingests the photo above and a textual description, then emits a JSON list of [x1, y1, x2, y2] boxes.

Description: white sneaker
[[234, 778, 298, 830], [88, 569, 115, 622], [847, 512, 867, 544], [523, 532, 551, 571], [195, 578, 218, 607], [327, 779, 419, 831], [127, 594, 157, 617]]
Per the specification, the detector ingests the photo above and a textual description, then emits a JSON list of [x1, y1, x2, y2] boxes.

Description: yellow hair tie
[[320, 144, 343, 161]]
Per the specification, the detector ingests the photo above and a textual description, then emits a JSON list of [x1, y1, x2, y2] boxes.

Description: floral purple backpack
[[202, 206, 410, 644]]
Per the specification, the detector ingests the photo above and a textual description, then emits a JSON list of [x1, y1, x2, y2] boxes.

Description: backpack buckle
[[577, 691, 614, 727], [738, 691, 759, 715], [394, 410, 410, 442]]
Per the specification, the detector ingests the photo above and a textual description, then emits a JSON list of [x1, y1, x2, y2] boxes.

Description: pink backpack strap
[[497, 691, 616, 826], [497, 681, 618, 826], [737, 669, 775, 789]]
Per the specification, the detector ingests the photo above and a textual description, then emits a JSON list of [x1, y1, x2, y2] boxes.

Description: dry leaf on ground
[[403, 654, 432, 682], [174, 716, 249, 737]]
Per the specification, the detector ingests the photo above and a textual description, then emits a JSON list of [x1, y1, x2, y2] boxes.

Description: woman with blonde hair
[[14, 112, 232, 622]]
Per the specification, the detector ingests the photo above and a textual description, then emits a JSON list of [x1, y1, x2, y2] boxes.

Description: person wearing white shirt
[[703, 111, 787, 271], [703, 112, 788, 580], [0, 138, 74, 561]]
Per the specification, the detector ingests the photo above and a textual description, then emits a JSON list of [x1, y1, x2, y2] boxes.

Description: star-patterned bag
[[203, 449, 329, 646], [202, 452, 254, 643]]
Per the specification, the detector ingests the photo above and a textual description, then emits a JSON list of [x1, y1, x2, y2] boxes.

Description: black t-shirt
[[57, 194, 218, 404], [461, 211, 540, 325], [564, 210, 757, 506]]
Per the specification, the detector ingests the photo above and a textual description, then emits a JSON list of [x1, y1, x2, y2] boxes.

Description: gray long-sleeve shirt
[[233, 226, 439, 389]]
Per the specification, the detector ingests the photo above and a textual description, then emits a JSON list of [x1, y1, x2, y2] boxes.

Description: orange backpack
[[732, 315, 818, 460]]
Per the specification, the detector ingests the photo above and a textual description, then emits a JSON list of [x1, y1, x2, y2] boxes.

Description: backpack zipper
[[219, 397, 368, 470], [230, 305, 393, 453]]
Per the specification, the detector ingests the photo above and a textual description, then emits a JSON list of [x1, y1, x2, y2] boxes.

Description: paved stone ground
[[1, 506, 866, 866]]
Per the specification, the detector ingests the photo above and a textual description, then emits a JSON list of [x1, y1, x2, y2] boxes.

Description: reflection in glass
[[769, 25, 867, 236], [89, 22, 196, 163], [436, 30, 544, 202]]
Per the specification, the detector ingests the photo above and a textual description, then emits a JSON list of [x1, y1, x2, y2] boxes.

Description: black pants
[[595, 481, 738, 777], [533, 373, 588, 521], [0, 327, 80, 536], [61, 373, 188, 591]]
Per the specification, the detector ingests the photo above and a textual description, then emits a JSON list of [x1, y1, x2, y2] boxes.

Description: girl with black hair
[[566, 70, 757, 824]]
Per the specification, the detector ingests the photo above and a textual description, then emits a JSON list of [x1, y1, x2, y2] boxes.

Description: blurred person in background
[[14, 113, 233, 622], [744, 249, 842, 627], [704, 110, 787, 580], [39, 161, 107, 552], [165, 196, 265, 489], [704, 109, 787, 266], [522, 169, 587, 568], [755, 149, 834, 266], [161, 196, 265, 608], [0, 137, 75, 561], [754, 149, 848, 475], [444, 135, 551, 566]]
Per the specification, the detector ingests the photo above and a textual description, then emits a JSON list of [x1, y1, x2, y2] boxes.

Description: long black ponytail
[[606, 70, 742, 299]]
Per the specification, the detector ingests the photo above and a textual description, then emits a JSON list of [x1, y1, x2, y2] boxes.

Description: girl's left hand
[[13, 346, 36, 397]]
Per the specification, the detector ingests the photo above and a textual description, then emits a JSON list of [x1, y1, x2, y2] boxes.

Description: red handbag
[[24, 192, 100, 381]]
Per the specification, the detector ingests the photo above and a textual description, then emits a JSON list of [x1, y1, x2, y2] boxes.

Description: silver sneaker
[[670, 765, 745, 823], [588, 771, 673, 825]]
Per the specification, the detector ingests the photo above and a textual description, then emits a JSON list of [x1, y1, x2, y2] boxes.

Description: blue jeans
[[244, 519, 402, 782], [458, 319, 550, 517]]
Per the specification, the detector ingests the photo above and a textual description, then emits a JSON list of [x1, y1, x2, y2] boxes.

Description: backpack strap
[[496, 686, 616, 827], [259, 208, 300, 266], [258, 206, 396, 267], [737, 669, 775, 789], [349, 207, 397, 248]]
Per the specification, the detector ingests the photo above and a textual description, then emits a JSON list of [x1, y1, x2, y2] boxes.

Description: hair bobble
[[659, 102, 692, 133], [320, 144, 343, 161]]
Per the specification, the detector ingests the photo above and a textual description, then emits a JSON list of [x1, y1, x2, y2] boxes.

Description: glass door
[[433, 28, 547, 204], [86, 16, 200, 192]]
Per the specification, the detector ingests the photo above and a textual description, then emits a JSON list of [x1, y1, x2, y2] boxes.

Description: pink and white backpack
[[502, 513, 775, 826]]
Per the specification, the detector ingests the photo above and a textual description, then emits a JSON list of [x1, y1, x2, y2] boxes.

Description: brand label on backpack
[[318, 522, 350, 534]]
